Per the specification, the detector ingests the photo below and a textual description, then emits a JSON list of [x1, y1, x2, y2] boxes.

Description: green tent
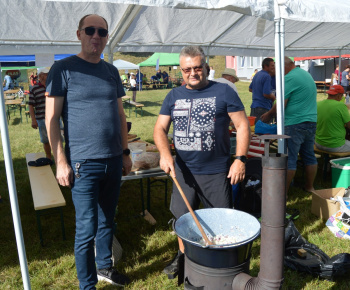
[[138, 53, 180, 67]]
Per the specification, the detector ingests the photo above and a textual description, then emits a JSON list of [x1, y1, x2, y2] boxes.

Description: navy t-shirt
[[249, 70, 273, 110], [46, 56, 125, 160], [160, 81, 244, 174]]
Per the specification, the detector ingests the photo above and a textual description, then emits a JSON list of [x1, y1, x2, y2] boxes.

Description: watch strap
[[235, 155, 247, 164]]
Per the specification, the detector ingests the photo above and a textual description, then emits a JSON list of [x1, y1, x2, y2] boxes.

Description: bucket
[[174, 208, 260, 268], [247, 116, 256, 126], [330, 157, 350, 188]]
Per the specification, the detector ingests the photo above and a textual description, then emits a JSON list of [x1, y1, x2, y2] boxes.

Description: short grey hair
[[180, 46, 206, 64]]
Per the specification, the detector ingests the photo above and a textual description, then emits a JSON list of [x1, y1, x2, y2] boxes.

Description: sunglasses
[[81, 26, 108, 37], [181, 65, 204, 74]]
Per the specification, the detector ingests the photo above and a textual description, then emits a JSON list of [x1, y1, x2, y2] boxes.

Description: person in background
[[249, 58, 276, 123], [29, 67, 53, 159], [340, 65, 350, 94], [154, 45, 250, 280], [334, 64, 341, 84], [45, 14, 132, 289], [3, 71, 14, 91], [162, 70, 169, 84], [208, 66, 215, 80], [250, 69, 258, 81], [315, 85, 350, 153], [261, 56, 317, 195], [130, 74, 137, 101], [142, 73, 149, 85], [214, 68, 239, 94], [30, 72, 38, 87], [156, 69, 162, 80], [331, 73, 338, 86], [135, 69, 143, 90]]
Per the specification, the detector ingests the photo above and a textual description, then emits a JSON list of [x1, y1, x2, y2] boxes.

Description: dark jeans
[[250, 107, 270, 123], [70, 156, 123, 290]]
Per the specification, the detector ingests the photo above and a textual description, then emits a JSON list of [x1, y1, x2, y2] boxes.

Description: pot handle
[[184, 277, 204, 290]]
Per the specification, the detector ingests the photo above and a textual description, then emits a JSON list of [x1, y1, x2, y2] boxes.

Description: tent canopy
[[138, 53, 180, 67], [0, 0, 350, 57], [113, 59, 139, 70]]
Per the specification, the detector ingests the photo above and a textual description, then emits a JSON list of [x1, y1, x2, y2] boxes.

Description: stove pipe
[[232, 135, 288, 290]]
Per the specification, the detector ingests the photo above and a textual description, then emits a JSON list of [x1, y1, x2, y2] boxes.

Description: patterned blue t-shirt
[[160, 81, 244, 174]]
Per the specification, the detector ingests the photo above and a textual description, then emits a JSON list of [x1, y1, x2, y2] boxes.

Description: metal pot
[[174, 208, 260, 268]]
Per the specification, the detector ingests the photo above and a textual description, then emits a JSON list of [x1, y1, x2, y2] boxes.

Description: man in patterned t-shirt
[[29, 67, 52, 159], [154, 45, 251, 279]]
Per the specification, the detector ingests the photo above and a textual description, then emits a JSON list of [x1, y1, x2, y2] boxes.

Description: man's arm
[[28, 104, 38, 129], [346, 121, 350, 130], [153, 114, 174, 175], [117, 98, 132, 176], [263, 93, 276, 101], [228, 111, 251, 185], [46, 96, 73, 187], [260, 98, 289, 123]]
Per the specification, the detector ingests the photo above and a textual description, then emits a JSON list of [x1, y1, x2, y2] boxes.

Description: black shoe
[[97, 267, 130, 286], [163, 250, 184, 279]]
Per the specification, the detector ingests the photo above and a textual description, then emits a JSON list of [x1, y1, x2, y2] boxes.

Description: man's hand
[[227, 159, 246, 185], [159, 155, 175, 176], [260, 111, 271, 123], [122, 155, 132, 176], [56, 161, 74, 187], [31, 120, 38, 129]]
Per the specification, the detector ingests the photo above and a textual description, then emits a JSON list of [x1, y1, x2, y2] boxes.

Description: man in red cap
[[315, 84, 350, 153]]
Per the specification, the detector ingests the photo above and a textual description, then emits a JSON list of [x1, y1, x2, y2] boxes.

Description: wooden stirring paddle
[[170, 171, 213, 246]]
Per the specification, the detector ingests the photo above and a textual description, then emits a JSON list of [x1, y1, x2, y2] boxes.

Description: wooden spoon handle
[[170, 171, 213, 245]]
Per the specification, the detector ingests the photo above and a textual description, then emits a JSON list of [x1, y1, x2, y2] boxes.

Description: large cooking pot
[[174, 208, 260, 268]]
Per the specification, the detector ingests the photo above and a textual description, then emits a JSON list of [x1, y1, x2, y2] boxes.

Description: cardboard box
[[311, 187, 345, 220]]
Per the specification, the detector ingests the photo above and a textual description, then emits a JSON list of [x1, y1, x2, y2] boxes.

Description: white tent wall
[[2, 0, 350, 288]]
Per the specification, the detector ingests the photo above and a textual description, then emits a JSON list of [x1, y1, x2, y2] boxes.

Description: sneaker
[[163, 250, 184, 279], [97, 267, 130, 286]]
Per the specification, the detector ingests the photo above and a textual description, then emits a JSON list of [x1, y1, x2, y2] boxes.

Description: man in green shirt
[[261, 57, 318, 194], [316, 85, 350, 152]]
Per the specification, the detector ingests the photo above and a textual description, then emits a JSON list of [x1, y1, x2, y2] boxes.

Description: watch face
[[123, 149, 131, 156]]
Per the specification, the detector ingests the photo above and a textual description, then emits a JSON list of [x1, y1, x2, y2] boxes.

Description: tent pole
[[0, 66, 31, 289], [107, 45, 113, 64], [338, 50, 342, 81], [274, 4, 285, 153]]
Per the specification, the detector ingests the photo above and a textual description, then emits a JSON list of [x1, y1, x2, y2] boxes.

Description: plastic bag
[[284, 221, 350, 280], [254, 120, 277, 134]]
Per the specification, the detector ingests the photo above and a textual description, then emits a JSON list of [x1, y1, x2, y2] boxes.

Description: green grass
[[1, 79, 350, 289]]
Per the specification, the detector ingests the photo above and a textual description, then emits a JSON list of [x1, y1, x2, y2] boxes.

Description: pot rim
[[173, 208, 261, 249]]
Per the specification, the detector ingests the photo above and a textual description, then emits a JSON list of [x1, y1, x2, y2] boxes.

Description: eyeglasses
[[80, 26, 108, 37], [181, 65, 204, 74]]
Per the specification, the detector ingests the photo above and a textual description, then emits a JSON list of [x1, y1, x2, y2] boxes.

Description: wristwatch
[[123, 149, 131, 156], [235, 155, 247, 164]]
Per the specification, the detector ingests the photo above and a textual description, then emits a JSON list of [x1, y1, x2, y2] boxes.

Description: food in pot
[[199, 234, 239, 246]]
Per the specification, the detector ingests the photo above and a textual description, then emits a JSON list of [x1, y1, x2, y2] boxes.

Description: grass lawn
[[1, 81, 350, 289]]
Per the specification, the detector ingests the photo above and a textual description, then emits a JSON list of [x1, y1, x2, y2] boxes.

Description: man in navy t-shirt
[[249, 57, 276, 123], [45, 14, 132, 289], [154, 45, 251, 279]]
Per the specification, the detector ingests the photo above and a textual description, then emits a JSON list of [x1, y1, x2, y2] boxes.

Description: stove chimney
[[232, 135, 289, 290]]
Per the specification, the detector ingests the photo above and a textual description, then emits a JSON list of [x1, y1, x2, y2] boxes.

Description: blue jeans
[[285, 122, 317, 170], [70, 156, 123, 290]]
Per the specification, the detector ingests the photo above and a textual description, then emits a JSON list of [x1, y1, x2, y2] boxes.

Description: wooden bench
[[313, 145, 350, 181], [126, 100, 144, 117], [26, 152, 66, 246]]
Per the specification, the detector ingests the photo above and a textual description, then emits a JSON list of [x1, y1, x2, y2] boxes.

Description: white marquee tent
[[113, 59, 139, 71], [1, 1, 350, 289]]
